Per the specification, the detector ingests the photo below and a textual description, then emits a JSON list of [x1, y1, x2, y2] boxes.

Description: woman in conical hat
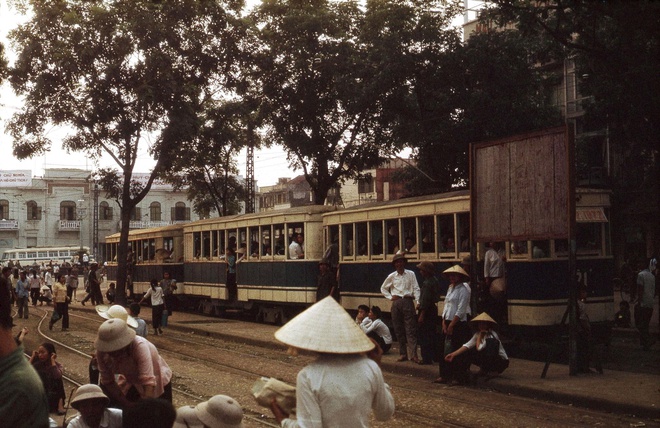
[[270, 297, 394, 427], [443, 312, 509, 380], [435, 264, 472, 384]]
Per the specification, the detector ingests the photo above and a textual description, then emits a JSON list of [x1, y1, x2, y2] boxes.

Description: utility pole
[[245, 124, 255, 214]]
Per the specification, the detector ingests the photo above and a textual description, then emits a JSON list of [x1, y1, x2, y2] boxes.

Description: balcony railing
[[122, 220, 191, 230], [0, 220, 19, 230], [59, 220, 81, 231]]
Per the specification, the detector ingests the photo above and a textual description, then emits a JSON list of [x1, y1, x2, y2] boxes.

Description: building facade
[[0, 168, 200, 262]]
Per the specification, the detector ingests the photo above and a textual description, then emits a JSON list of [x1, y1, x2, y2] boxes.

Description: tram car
[[105, 187, 614, 333]]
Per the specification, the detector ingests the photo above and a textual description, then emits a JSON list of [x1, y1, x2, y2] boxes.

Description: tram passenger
[[289, 233, 305, 259], [269, 296, 395, 427], [435, 265, 472, 384], [225, 247, 238, 301], [94, 319, 172, 409], [67, 384, 123, 428], [416, 261, 440, 365], [139, 279, 166, 335], [30, 342, 67, 415], [444, 312, 509, 379], [380, 253, 420, 363]]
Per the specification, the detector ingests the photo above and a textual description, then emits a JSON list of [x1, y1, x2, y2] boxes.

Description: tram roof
[[328, 189, 471, 214]]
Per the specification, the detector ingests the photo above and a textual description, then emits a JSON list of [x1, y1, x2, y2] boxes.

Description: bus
[[1, 246, 91, 268]]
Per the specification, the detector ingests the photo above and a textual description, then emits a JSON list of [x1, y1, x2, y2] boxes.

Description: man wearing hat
[[88, 262, 103, 306], [316, 258, 339, 302], [67, 384, 122, 428], [270, 297, 394, 427], [380, 253, 421, 363], [94, 319, 172, 408], [0, 268, 49, 427]]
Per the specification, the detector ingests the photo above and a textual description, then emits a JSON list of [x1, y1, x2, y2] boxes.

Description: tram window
[[202, 231, 211, 259], [420, 216, 435, 253], [261, 227, 272, 256], [228, 230, 237, 252], [287, 222, 304, 259], [356, 222, 368, 256], [370, 222, 384, 256], [531, 240, 549, 258], [385, 219, 399, 255], [342, 224, 354, 257], [510, 241, 528, 258], [237, 228, 247, 254], [193, 232, 201, 259], [437, 215, 455, 255], [273, 224, 285, 256], [402, 218, 417, 254], [577, 223, 601, 255], [457, 213, 470, 252], [248, 227, 260, 257]]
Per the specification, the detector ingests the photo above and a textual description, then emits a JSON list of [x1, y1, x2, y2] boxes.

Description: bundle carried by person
[[252, 376, 296, 416]]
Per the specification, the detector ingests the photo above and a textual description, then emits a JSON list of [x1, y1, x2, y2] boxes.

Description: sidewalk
[[153, 309, 660, 420]]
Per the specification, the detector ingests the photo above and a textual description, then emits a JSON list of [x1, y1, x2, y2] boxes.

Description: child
[[614, 301, 631, 328], [105, 283, 116, 303], [129, 303, 148, 338]]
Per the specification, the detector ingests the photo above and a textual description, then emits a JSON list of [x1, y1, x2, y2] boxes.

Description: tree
[[0, 42, 7, 84], [8, 0, 244, 303], [163, 100, 252, 218], [248, 0, 440, 204]]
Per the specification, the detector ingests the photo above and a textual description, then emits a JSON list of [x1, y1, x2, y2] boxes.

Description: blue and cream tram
[[324, 187, 614, 334]]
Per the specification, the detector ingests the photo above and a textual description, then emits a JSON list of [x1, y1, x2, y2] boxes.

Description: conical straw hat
[[274, 296, 375, 354], [442, 265, 469, 279], [470, 312, 497, 325]]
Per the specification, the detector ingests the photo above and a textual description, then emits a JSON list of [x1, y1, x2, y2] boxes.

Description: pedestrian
[[0, 278, 49, 427], [88, 262, 103, 305], [67, 384, 123, 428], [160, 272, 177, 314], [269, 296, 395, 427], [129, 303, 148, 338], [380, 253, 420, 363], [29, 269, 42, 306], [49, 273, 70, 331], [94, 319, 172, 409], [29, 342, 67, 415], [225, 247, 238, 301], [316, 258, 339, 302], [66, 267, 79, 302], [484, 241, 507, 324], [416, 261, 440, 365], [139, 279, 165, 336], [15, 270, 30, 320], [435, 264, 472, 384], [360, 306, 393, 354], [635, 258, 656, 351], [444, 312, 509, 380]]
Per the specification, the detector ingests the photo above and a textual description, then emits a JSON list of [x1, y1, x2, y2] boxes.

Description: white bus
[[1, 246, 91, 267]]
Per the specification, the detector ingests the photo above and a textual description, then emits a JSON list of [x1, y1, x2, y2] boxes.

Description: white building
[[0, 168, 201, 262]]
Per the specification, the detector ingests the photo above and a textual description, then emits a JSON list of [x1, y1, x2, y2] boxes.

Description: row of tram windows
[[330, 213, 610, 261], [191, 223, 305, 260], [106, 237, 175, 264], [330, 213, 471, 260]]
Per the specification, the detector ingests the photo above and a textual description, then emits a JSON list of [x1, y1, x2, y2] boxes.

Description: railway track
[[25, 306, 649, 428]]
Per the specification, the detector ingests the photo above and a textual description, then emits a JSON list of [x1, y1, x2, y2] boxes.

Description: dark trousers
[[438, 319, 471, 381], [30, 288, 40, 306], [17, 296, 29, 319], [367, 331, 391, 354], [636, 306, 654, 350], [104, 382, 172, 410], [452, 348, 509, 375], [152, 304, 164, 330], [52, 302, 69, 329], [418, 305, 439, 363]]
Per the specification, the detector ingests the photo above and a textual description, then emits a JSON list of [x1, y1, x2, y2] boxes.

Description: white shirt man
[[288, 234, 304, 259]]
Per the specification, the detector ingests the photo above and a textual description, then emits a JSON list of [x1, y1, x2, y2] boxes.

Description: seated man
[[67, 384, 122, 428], [360, 306, 393, 354], [38, 285, 53, 305], [355, 304, 371, 329]]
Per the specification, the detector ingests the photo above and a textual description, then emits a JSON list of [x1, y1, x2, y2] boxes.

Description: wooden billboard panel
[[472, 127, 571, 242]]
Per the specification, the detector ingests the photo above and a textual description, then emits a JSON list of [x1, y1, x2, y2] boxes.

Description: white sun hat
[[195, 395, 243, 428], [95, 304, 138, 329], [173, 405, 204, 428], [94, 318, 136, 353], [274, 296, 375, 354]]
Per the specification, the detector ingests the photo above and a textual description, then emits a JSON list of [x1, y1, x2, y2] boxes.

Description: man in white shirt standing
[[381, 253, 421, 363], [484, 241, 506, 324]]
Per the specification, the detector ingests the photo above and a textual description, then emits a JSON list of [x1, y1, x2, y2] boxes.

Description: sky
[[0, 0, 298, 188]]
